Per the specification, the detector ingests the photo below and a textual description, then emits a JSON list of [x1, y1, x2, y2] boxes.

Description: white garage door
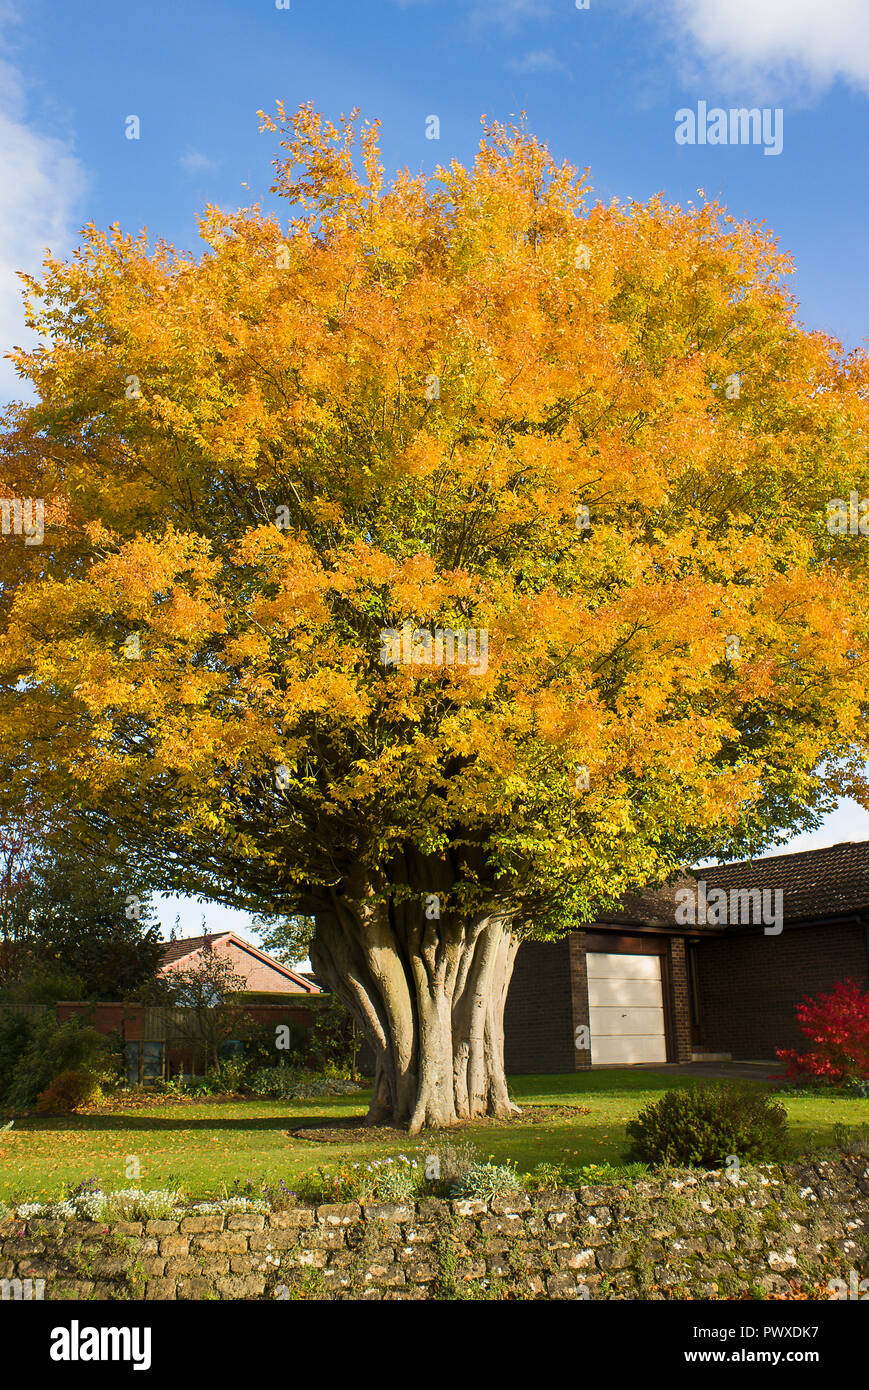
[[587, 952, 667, 1065]]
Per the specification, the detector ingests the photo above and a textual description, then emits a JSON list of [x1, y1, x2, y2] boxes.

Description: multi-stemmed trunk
[[309, 880, 519, 1133]]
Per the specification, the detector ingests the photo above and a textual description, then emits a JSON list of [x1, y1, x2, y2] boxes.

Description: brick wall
[[668, 937, 692, 1062], [693, 922, 869, 1059], [56, 1001, 132, 1034], [57, 1000, 320, 1040], [568, 933, 591, 1069], [504, 937, 579, 1074], [4, 1159, 868, 1300]]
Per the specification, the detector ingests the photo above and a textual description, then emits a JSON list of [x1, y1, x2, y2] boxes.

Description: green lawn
[[1, 1071, 866, 1204]]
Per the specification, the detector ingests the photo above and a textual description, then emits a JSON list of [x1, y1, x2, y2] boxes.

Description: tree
[[159, 943, 250, 1072], [1, 1010, 122, 1110], [253, 912, 314, 971], [1, 105, 869, 1129], [0, 851, 163, 1000], [0, 806, 41, 985]]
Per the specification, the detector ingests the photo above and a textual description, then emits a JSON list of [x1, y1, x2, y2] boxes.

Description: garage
[[587, 952, 668, 1064]]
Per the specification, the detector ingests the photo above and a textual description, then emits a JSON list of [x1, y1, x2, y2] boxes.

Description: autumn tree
[[1, 106, 869, 1129], [158, 944, 251, 1073]]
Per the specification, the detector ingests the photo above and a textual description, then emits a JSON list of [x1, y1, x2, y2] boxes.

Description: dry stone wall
[[1, 1157, 868, 1300]]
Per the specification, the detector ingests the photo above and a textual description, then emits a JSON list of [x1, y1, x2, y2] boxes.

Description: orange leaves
[[1, 103, 868, 921]]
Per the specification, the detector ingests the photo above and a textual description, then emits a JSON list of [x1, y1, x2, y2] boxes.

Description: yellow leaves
[[93, 531, 216, 606], [395, 435, 444, 484], [151, 588, 226, 642], [224, 632, 270, 665], [1, 101, 868, 922]]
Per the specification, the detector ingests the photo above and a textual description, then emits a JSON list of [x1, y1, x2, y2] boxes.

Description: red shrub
[[776, 979, 869, 1083]]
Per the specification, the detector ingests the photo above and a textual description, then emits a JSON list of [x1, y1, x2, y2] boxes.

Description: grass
[[1, 1070, 866, 1205]]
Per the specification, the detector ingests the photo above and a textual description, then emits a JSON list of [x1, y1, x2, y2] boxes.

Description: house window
[[124, 1041, 165, 1085]]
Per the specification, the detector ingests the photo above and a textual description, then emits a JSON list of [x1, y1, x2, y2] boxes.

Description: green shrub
[[236, 1018, 306, 1070], [238, 997, 357, 1076], [0, 1008, 32, 1102], [521, 1159, 650, 1190], [370, 1162, 419, 1202], [831, 1122, 869, 1155], [184, 1064, 244, 1097], [563, 1161, 650, 1185], [246, 1063, 359, 1100], [625, 1083, 789, 1167], [155, 1071, 192, 1096], [5, 1012, 122, 1109], [293, 1164, 349, 1205], [308, 997, 358, 1075], [36, 1068, 103, 1114], [18, 963, 88, 1005], [419, 1138, 480, 1194], [522, 1162, 566, 1190], [227, 1177, 297, 1210], [215, 1055, 250, 1093]]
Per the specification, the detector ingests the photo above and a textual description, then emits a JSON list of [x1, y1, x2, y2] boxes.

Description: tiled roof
[[698, 841, 869, 924], [160, 932, 230, 965], [591, 840, 869, 930], [159, 932, 321, 992], [592, 877, 698, 927]]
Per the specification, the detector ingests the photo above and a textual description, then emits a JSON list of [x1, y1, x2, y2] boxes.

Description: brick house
[[58, 932, 323, 1083], [59, 996, 329, 1084], [504, 840, 869, 1072], [158, 931, 320, 996]]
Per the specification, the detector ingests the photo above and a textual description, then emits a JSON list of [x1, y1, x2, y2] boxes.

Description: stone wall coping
[[2, 1156, 867, 1237]]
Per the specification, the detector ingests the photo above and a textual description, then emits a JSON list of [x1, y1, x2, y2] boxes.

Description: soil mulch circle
[[285, 1102, 589, 1144]]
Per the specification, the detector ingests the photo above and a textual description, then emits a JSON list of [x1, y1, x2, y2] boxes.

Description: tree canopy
[[1, 105, 868, 1125]]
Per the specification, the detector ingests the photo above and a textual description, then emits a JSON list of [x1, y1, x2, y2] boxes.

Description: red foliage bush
[[776, 979, 869, 1083]]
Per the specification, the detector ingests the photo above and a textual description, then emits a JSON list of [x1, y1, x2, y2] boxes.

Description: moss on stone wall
[[1, 1158, 867, 1300]]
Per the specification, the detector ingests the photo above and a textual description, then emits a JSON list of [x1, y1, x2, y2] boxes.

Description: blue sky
[[2, 0, 868, 947]]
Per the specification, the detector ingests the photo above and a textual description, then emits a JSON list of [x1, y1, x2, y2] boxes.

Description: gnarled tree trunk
[[308, 876, 520, 1133]]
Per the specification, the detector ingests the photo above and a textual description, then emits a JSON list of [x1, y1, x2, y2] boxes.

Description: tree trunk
[[309, 882, 520, 1134]]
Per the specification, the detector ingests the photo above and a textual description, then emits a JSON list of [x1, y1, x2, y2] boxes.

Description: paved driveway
[[626, 1060, 785, 1085]]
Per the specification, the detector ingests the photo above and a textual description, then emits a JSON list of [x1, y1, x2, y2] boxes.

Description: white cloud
[[506, 48, 567, 74], [0, 27, 87, 404], [178, 149, 218, 174], [666, 0, 869, 96]]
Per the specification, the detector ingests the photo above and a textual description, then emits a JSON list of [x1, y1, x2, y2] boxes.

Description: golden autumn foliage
[[1, 105, 868, 1124]]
